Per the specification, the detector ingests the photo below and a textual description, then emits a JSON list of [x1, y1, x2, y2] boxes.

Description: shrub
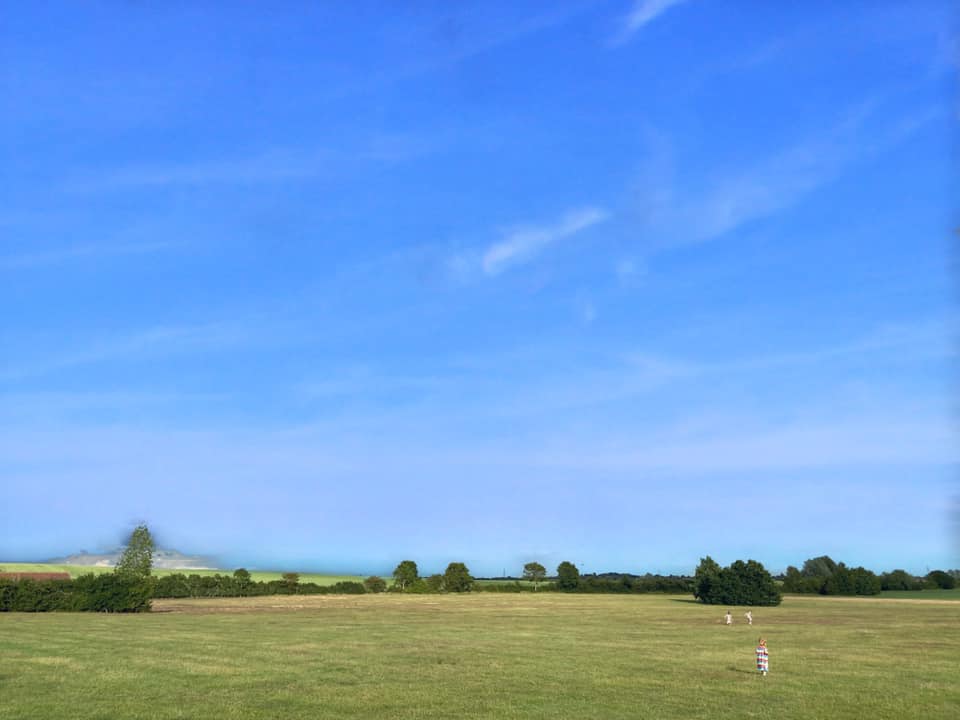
[[405, 578, 431, 594], [363, 576, 387, 593], [425, 574, 444, 592], [72, 573, 152, 612]]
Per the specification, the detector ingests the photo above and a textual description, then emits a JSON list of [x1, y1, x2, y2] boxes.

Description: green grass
[[879, 589, 960, 600], [0, 562, 362, 585], [474, 578, 552, 588], [1, 593, 958, 719]]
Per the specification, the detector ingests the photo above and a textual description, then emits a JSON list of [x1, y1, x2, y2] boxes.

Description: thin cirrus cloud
[[0, 240, 177, 270], [639, 101, 940, 247], [0, 321, 249, 383], [612, 0, 690, 45], [63, 148, 335, 194], [481, 207, 610, 276]]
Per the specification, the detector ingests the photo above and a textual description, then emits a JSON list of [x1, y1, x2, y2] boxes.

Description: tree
[[693, 557, 781, 606], [880, 569, 918, 591], [926, 570, 956, 590], [821, 563, 849, 595], [392, 560, 419, 591], [694, 556, 722, 602], [115, 524, 155, 580], [443, 562, 473, 592], [801, 555, 838, 578], [364, 576, 387, 593], [556, 561, 580, 591], [233, 568, 253, 595], [728, 560, 782, 605], [849, 567, 881, 595], [523, 562, 547, 590], [281, 572, 300, 593]]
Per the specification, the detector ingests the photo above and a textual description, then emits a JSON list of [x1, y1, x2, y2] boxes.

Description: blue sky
[[1, 1, 957, 576]]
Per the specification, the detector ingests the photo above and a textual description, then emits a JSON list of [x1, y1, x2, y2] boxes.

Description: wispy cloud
[[0, 240, 177, 270], [528, 415, 958, 472], [613, 0, 689, 46], [0, 321, 248, 382], [481, 207, 610, 276], [66, 148, 333, 193], [63, 127, 467, 194], [638, 102, 941, 247]]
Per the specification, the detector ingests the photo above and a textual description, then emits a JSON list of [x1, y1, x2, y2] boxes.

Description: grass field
[[874, 588, 960, 600], [1, 593, 958, 719], [0, 562, 362, 585]]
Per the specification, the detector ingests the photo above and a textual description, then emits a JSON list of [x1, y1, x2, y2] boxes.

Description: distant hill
[[48, 548, 215, 570]]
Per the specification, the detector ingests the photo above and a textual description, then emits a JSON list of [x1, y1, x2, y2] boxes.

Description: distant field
[[474, 578, 552, 588], [0, 562, 362, 585], [878, 588, 960, 600], [2, 592, 958, 719]]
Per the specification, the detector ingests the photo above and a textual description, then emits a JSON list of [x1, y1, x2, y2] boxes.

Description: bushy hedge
[[150, 574, 366, 598], [576, 574, 694, 594], [0, 572, 372, 611], [0, 574, 151, 613]]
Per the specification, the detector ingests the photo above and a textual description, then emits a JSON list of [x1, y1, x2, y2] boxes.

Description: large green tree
[[392, 560, 419, 590], [801, 555, 838, 578], [556, 561, 580, 591], [925, 570, 956, 590], [880, 569, 918, 591], [693, 556, 722, 602], [114, 524, 155, 580], [693, 557, 781, 606], [523, 562, 547, 590], [442, 562, 473, 592]]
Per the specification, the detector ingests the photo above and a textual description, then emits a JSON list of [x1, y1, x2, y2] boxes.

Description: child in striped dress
[[756, 638, 769, 676]]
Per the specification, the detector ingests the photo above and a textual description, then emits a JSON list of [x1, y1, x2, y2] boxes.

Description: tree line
[[781, 555, 957, 595], [2, 525, 955, 612]]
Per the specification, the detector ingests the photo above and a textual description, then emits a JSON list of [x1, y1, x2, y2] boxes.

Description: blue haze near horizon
[[1, 1, 957, 577]]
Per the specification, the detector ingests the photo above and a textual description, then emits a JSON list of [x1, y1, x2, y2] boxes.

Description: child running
[[755, 637, 769, 676]]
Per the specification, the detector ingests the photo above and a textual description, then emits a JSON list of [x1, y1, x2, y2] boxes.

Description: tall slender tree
[[114, 524, 155, 580]]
